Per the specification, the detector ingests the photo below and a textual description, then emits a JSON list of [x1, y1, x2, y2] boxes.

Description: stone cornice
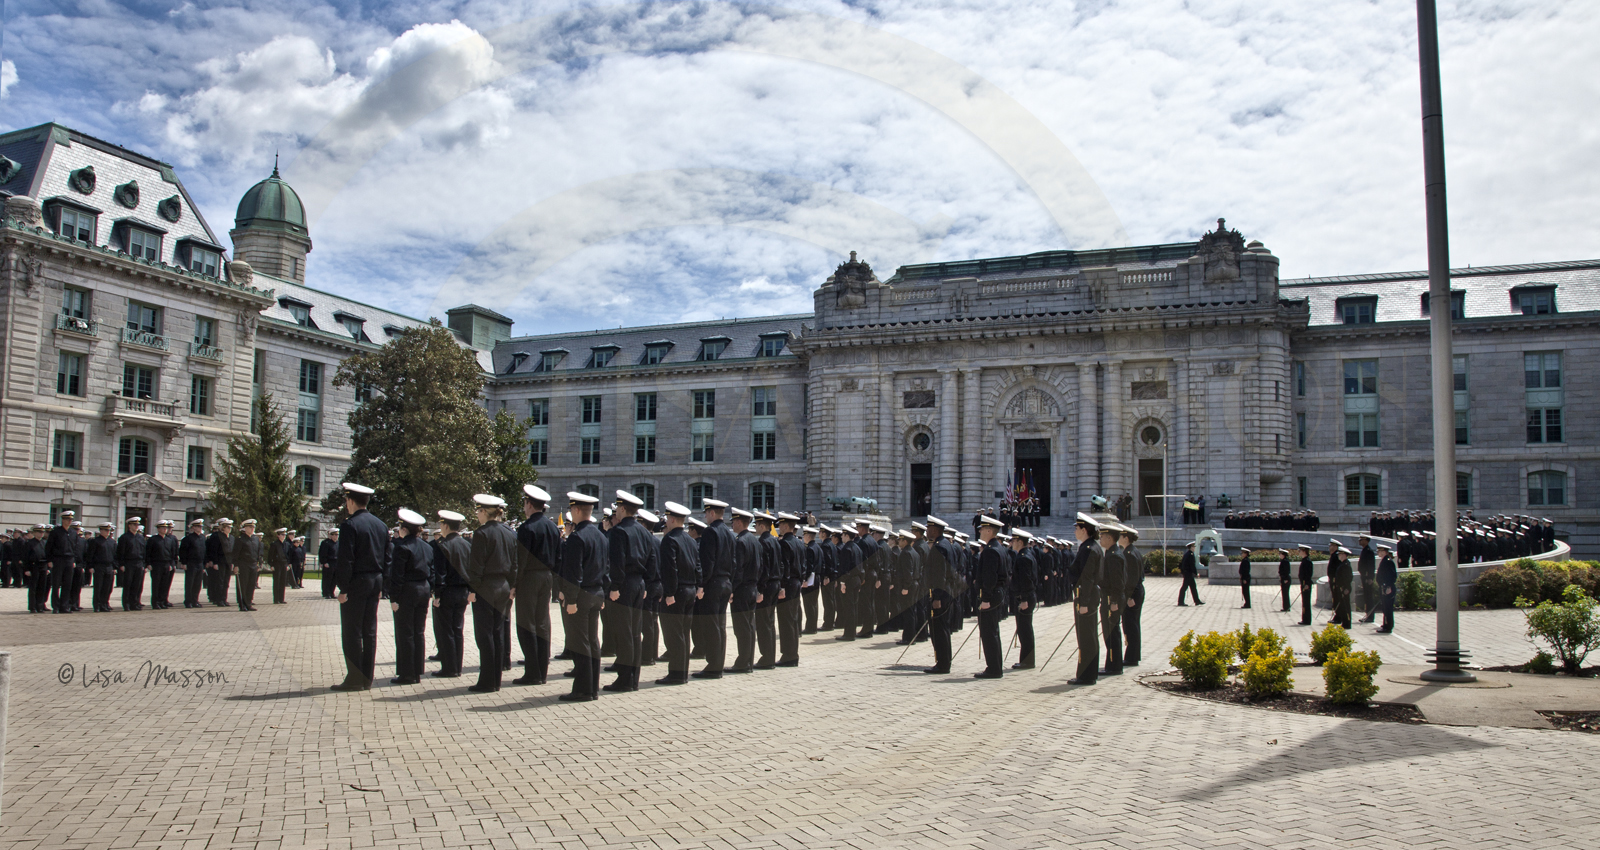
[[1292, 311, 1600, 344], [493, 356, 805, 389]]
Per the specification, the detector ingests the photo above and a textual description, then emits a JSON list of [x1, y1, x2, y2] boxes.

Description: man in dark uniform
[[147, 520, 178, 608], [268, 528, 292, 604], [204, 518, 233, 607], [557, 491, 607, 701], [692, 499, 735, 679], [1237, 548, 1253, 609], [818, 525, 838, 632], [1177, 541, 1202, 606], [1330, 545, 1354, 629], [854, 519, 880, 639], [25, 525, 50, 612], [1099, 523, 1126, 676], [513, 484, 560, 685], [656, 501, 701, 685], [752, 511, 780, 669], [431, 510, 472, 678], [387, 508, 433, 685], [179, 519, 205, 608], [801, 524, 821, 635], [727, 508, 760, 673], [776, 513, 805, 666], [1376, 543, 1397, 633], [330, 484, 387, 691], [1277, 548, 1293, 612], [1067, 514, 1102, 685], [1356, 534, 1378, 624], [604, 490, 657, 692], [871, 524, 894, 634], [922, 518, 959, 674], [1297, 544, 1316, 625], [638, 509, 663, 667], [46, 513, 76, 613], [115, 516, 148, 611], [86, 522, 117, 611], [833, 526, 861, 640], [972, 516, 1008, 679], [290, 535, 307, 588], [466, 494, 517, 693], [1120, 527, 1145, 667], [1009, 529, 1038, 670], [231, 519, 263, 612], [318, 528, 340, 599]]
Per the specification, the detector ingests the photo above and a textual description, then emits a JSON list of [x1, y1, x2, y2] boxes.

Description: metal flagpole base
[[1420, 647, 1477, 683]]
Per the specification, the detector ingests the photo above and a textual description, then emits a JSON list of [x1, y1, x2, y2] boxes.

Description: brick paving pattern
[[2, 576, 1597, 849]]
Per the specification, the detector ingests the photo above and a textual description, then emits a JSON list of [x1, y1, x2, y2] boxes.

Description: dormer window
[[1512, 285, 1556, 315], [758, 332, 788, 357], [1420, 290, 1465, 319], [279, 298, 314, 328], [1337, 296, 1377, 324], [127, 227, 162, 262], [641, 341, 673, 365], [696, 336, 730, 361], [586, 346, 618, 368], [175, 238, 223, 277], [533, 350, 566, 372], [51, 202, 98, 243], [382, 325, 404, 338], [508, 352, 530, 374], [334, 313, 367, 342]]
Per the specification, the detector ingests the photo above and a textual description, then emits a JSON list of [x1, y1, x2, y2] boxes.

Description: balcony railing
[[189, 342, 224, 362], [104, 394, 180, 420], [121, 327, 169, 351], [56, 314, 99, 336]]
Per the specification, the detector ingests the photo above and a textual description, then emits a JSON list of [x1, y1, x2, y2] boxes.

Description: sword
[[950, 614, 978, 662], [894, 599, 933, 666], [1002, 629, 1019, 665], [1039, 605, 1079, 674]]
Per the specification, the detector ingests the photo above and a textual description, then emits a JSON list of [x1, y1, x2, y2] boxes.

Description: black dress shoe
[[690, 651, 705, 659], [691, 670, 722, 679], [835, 635, 855, 641], [511, 675, 540, 685], [804, 628, 818, 635], [754, 661, 775, 670], [563, 670, 576, 678], [776, 659, 799, 668], [923, 667, 950, 675], [330, 680, 371, 692], [432, 671, 460, 678], [390, 677, 420, 685], [1196, 601, 1205, 605], [558, 692, 598, 702], [604, 664, 619, 673], [1100, 668, 1123, 676], [656, 675, 689, 686], [602, 681, 630, 692], [973, 670, 1003, 679], [1011, 662, 1035, 670], [895, 639, 912, 646], [467, 684, 499, 693], [428, 654, 441, 661], [1066, 677, 1096, 685], [726, 665, 753, 674], [1178, 603, 1189, 607], [856, 631, 874, 639]]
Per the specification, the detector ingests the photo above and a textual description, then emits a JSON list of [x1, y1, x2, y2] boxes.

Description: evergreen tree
[[322, 324, 496, 524], [207, 393, 307, 531]]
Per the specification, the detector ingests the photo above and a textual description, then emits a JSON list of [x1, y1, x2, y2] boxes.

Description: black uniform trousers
[[693, 579, 732, 673], [1101, 603, 1123, 673], [236, 566, 257, 610], [802, 584, 819, 633], [778, 582, 802, 663], [433, 587, 469, 676], [928, 597, 952, 671], [1360, 571, 1378, 621], [183, 565, 204, 606], [977, 601, 1004, 675], [515, 570, 554, 680], [612, 576, 646, 687], [1380, 584, 1396, 631], [755, 585, 778, 666], [560, 589, 603, 696], [600, 598, 622, 658], [858, 577, 878, 637], [835, 576, 858, 639], [471, 596, 509, 691], [392, 580, 430, 681], [150, 564, 173, 607], [70, 565, 85, 609], [339, 573, 383, 686], [1299, 577, 1314, 625], [1280, 577, 1292, 611], [93, 568, 116, 611], [662, 587, 697, 678], [1122, 585, 1145, 665], [1240, 577, 1251, 608], [210, 567, 231, 607], [820, 580, 836, 630], [641, 591, 660, 664], [51, 560, 73, 612], [1178, 573, 1201, 605], [1013, 605, 1035, 666], [1074, 604, 1100, 684], [30, 564, 52, 611], [272, 565, 290, 604], [122, 566, 146, 611], [730, 584, 758, 668]]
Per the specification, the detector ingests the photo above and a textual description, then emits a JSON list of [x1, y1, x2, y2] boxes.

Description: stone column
[[878, 369, 896, 514], [938, 368, 959, 515], [962, 368, 982, 512], [1105, 360, 1126, 507], [1173, 358, 1190, 521], [1077, 364, 1099, 514]]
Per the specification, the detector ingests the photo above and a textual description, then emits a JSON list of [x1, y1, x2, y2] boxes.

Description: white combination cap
[[615, 490, 644, 508], [979, 515, 1004, 528], [731, 508, 754, 520], [342, 482, 375, 495], [522, 484, 551, 502], [663, 501, 691, 518], [702, 498, 728, 509], [637, 509, 659, 525], [777, 512, 801, 522], [566, 491, 599, 506], [437, 509, 465, 522], [473, 494, 507, 508], [396, 509, 426, 526]]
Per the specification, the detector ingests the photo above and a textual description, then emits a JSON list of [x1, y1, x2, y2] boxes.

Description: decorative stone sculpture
[[4, 195, 42, 227], [1196, 217, 1246, 284], [831, 251, 878, 309]]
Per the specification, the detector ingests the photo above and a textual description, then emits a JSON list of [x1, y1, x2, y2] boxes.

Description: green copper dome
[[234, 165, 307, 235]]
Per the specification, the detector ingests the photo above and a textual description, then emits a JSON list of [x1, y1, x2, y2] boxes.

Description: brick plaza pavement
[[2, 576, 1598, 849]]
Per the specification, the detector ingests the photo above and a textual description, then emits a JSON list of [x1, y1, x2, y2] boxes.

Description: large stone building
[[2, 124, 1596, 554]]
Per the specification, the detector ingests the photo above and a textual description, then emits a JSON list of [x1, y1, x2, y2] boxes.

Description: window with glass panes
[[193, 316, 215, 347], [587, 348, 615, 368], [189, 246, 220, 276], [1293, 361, 1306, 395], [118, 437, 152, 475], [187, 446, 208, 481], [577, 483, 600, 499], [296, 465, 318, 495], [581, 396, 602, 423], [636, 393, 656, 422], [1296, 413, 1306, 449], [1344, 473, 1381, 507], [57, 352, 84, 396], [297, 360, 322, 442], [1528, 471, 1566, 506], [580, 437, 600, 465], [1339, 299, 1376, 324], [642, 345, 669, 364], [693, 390, 715, 419], [58, 207, 95, 242], [1342, 359, 1379, 448], [189, 375, 211, 415], [528, 439, 548, 466], [750, 482, 775, 511], [53, 432, 82, 469], [529, 398, 549, 425], [635, 435, 656, 463], [751, 387, 776, 416], [122, 363, 156, 399], [63, 287, 90, 319], [752, 431, 776, 460], [632, 483, 656, 511], [689, 483, 714, 509], [1297, 476, 1308, 508], [1516, 288, 1556, 315], [1525, 352, 1562, 443], [1456, 472, 1472, 507], [696, 340, 726, 361], [759, 336, 785, 357], [127, 301, 161, 335], [692, 433, 714, 462], [127, 228, 161, 261], [1452, 355, 1469, 445]]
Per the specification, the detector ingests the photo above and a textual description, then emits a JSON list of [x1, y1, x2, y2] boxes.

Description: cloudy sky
[[2, 1, 1595, 334]]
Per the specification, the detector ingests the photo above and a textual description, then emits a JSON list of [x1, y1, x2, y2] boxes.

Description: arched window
[[750, 482, 775, 511], [1528, 471, 1567, 506], [118, 437, 152, 475], [577, 483, 601, 499], [688, 483, 714, 510], [631, 483, 656, 511], [296, 466, 319, 496], [1343, 473, 1381, 507]]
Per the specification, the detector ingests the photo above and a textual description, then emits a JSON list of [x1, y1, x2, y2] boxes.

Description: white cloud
[[0, 60, 16, 98]]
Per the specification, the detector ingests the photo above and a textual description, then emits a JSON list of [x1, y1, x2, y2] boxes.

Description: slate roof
[[887, 242, 1200, 283], [493, 314, 810, 376], [1280, 259, 1600, 326]]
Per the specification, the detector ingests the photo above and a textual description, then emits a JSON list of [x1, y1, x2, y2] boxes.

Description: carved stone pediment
[[110, 473, 175, 496]]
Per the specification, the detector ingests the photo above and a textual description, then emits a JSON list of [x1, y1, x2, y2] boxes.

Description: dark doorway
[[1013, 439, 1051, 516], [909, 463, 932, 517], [1138, 459, 1164, 516]]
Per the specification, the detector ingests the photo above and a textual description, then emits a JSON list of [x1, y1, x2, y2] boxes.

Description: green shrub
[[1146, 549, 1183, 575], [1473, 563, 1540, 608], [1323, 648, 1382, 705], [1234, 623, 1256, 659], [1526, 650, 1557, 675], [1396, 572, 1435, 610], [1241, 642, 1295, 698], [1237, 625, 1286, 660], [1524, 585, 1600, 674], [1169, 630, 1236, 689], [1308, 623, 1353, 665]]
